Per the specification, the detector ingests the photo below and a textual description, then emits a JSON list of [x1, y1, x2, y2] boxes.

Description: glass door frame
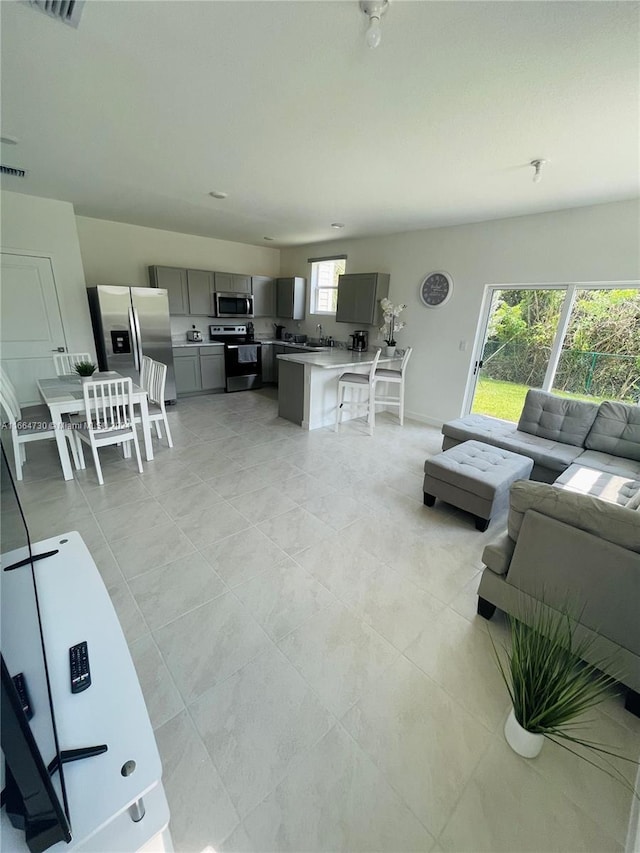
[[461, 280, 639, 416]]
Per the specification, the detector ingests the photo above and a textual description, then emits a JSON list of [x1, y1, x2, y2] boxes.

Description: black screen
[[1, 444, 72, 852]]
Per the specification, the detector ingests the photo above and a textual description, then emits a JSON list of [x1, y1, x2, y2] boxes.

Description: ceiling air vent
[[28, 0, 85, 28], [1, 165, 28, 178]]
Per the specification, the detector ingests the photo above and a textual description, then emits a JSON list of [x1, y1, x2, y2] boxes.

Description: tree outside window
[[310, 257, 346, 315]]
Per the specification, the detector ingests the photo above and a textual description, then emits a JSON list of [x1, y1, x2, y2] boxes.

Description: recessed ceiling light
[[263, 237, 274, 241], [0, 135, 19, 145], [209, 190, 228, 199], [331, 222, 345, 229]]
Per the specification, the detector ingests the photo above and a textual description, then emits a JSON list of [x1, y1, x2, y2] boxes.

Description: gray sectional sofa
[[442, 390, 640, 485], [439, 390, 640, 714]]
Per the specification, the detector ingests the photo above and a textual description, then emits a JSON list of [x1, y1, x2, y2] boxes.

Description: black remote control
[[12, 672, 34, 719], [69, 641, 91, 694]]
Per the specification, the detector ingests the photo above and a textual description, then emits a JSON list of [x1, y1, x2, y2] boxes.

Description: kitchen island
[[277, 349, 399, 430]]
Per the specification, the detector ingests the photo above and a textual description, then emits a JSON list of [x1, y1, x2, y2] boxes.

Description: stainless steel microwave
[[214, 291, 254, 319]]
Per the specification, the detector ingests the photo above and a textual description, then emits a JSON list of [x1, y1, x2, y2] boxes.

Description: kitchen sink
[[285, 342, 327, 351]]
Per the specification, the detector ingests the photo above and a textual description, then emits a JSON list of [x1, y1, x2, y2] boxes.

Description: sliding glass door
[[468, 284, 639, 420]]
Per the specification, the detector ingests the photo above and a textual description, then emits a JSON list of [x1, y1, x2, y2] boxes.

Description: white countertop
[[172, 341, 225, 348], [277, 350, 398, 369], [259, 339, 327, 350]]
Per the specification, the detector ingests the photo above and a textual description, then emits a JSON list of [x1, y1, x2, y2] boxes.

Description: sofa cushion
[[554, 464, 640, 507], [442, 414, 517, 445], [585, 401, 640, 461], [507, 480, 640, 553], [572, 449, 640, 479], [517, 389, 599, 447], [442, 415, 583, 473]]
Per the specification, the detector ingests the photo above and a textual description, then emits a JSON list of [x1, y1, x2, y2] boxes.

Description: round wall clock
[[419, 271, 453, 308]]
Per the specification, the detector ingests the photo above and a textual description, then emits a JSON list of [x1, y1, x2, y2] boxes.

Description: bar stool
[[335, 349, 381, 435], [373, 347, 413, 425]]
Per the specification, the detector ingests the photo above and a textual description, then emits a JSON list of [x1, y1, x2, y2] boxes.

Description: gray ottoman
[[423, 440, 534, 531]]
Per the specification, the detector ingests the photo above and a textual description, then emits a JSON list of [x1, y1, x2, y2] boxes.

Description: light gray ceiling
[[1, 1, 638, 247]]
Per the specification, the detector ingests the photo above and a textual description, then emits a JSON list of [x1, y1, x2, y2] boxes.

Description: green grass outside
[[471, 377, 611, 421]]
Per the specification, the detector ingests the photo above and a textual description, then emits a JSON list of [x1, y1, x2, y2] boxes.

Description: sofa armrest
[[508, 480, 640, 553], [481, 532, 515, 576]]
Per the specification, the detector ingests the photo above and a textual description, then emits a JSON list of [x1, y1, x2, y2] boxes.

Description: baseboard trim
[[404, 410, 444, 429]]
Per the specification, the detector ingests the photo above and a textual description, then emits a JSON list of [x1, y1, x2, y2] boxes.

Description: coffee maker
[[349, 330, 368, 352]]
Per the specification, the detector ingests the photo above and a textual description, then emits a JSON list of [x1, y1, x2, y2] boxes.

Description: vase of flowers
[[379, 298, 406, 356]]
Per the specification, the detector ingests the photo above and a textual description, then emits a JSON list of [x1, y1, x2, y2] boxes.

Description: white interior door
[[0, 253, 67, 404]]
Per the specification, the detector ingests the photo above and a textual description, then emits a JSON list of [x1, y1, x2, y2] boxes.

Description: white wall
[[76, 216, 282, 341], [1, 191, 95, 356], [280, 200, 640, 425], [76, 216, 280, 285]]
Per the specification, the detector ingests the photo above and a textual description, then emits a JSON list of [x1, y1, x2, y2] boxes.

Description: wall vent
[[1, 165, 28, 178], [28, 0, 85, 28]]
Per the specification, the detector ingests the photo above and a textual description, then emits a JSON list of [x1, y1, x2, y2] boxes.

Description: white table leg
[[51, 407, 74, 480], [138, 396, 154, 462]]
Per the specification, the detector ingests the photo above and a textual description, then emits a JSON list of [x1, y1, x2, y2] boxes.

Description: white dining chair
[[71, 376, 143, 486], [0, 387, 81, 481], [335, 348, 382, 435], [139, 355, 153, 392], [373, 346, 413, 426], [136, 358, 173, 448], [0, 364, 21, 416], [53, 352, 92, 376]]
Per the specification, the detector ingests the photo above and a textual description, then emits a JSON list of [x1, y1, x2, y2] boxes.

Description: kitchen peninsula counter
[[276, 349, 399, 429]]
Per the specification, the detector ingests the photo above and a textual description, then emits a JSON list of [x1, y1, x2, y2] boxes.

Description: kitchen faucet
[[316, 323, 323, 344]]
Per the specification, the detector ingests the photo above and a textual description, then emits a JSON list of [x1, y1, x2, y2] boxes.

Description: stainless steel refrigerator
[[87, 286, 176, 402]]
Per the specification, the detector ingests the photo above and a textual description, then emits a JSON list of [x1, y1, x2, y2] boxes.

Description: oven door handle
[[226, 344, 261, 350]]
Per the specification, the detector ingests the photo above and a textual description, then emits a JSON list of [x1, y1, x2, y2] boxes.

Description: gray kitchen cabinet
[[200, 350, 225, 390], [214, 272, 252, 293], [252, 275, 275, 317], [273, 344, 286, 385], [173, 350, 201, 394], [149, 266, 189, 315], [187, 269, 214, 315], [335, 273, 390, 325], [278, 360, 305, 425], [276, 277, 306, 320], [261, 343, 275, 383]]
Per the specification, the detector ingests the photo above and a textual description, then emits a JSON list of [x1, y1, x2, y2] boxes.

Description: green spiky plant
[[73, 361, 97, 377], [489, 603, 639, 797]]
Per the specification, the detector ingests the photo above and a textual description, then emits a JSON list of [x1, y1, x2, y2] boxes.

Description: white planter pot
[[504, 708, 544, 758], [385, 345, 396, 357], [80, 375, 95, 385]]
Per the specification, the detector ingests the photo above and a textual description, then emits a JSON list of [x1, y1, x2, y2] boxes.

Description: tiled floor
[[8, 388, 640, 852]]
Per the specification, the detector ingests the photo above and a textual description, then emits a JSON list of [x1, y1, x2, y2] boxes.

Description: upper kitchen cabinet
[[276, 277, 306, 320], [149, 265, 188, 315], [335, 273, 390, 325], [252, 275, 275, 317], [214, 272, 252, 293], [149, 266, 215, 315], [186, 269, 214, 315]]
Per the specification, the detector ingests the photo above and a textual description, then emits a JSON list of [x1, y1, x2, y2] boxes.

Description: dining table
[[37, 372, 154, 481]]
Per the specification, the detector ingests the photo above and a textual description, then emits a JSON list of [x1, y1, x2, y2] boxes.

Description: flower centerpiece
[[379, 298, 406, 356]]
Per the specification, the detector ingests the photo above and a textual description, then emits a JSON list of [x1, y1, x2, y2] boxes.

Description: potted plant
[[489, 602, 639, 796], [379, 298, 406, 356], [73, 361, 97, 383]]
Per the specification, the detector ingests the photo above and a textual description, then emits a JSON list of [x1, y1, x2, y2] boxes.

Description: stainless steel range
[[209, 324, 262, 393]]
